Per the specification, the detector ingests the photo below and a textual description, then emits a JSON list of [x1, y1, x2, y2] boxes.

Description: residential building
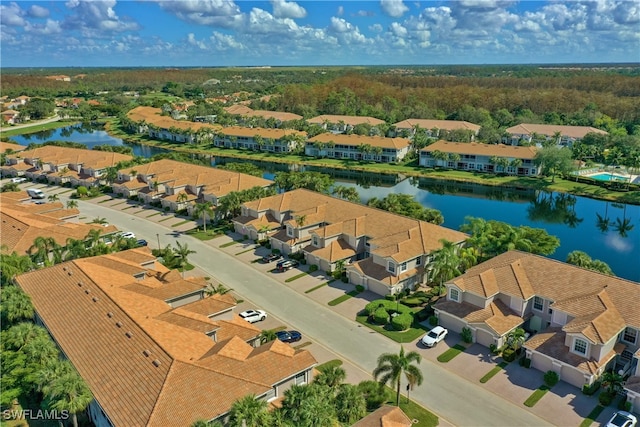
[[434, 250, 640, 391], [112, 159, 272, 212], [16, 248, 316, 426], [233, 189, 467, 296], [504, 124, 608, 147], [213, 127, 307, 153], [1, 110, 20, 124], [126, 106, 221, 143], [2, 145, 132, 186], [307, 115, 386, 133], [352, 405, 412, 427], [393, 119, 481, 140], [306, 133, 411, 163], [420, 140, 540, 176], [0, 191, 114, 255], [0, 141, 26, 153], [224, 105, 303, 125]]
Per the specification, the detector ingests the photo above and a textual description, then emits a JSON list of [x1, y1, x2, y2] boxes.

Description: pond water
[[9, 127, 639, 282]]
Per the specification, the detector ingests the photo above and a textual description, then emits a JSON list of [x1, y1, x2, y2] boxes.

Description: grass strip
[[524, 385, 551, 407], [171, 219, 192, 227], [235, 247, 258, 256], [579, 405, 605, 427], [58, 189, 73, 194], [327, 289, 361, 306], [158, 217, 173, 223], [219, 240, 240, 248], [122, 206, 134, 210], [185, 229, 223, 240], [146, 212, 162, 218], [316, 359, 343, 372], [436, 344, 467, 363], [479, 361, 509, 383], [98, 198, 113, 204], [383, 386, 439, 427], [111, 201, 128, 206], [355, 315, 427, 343], [305, 281, 331, 294], [285, 272, 309, 283]]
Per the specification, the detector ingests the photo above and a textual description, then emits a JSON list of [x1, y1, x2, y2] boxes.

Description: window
[[294, 372, 306, 385], [388, 262, 395, 273], [312, 236, 319, 247], [449, 288, 460, 302], [533, 296, 544, 311], [400, 262, 407, 272], [415, 257, 421, 266], [287, 226, 293, 237], [573, 338, 587, 355], [623, 327, 638, 344]]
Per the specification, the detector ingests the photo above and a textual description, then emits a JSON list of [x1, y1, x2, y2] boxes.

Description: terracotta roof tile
[[307, 114, 385, 126], [309, 133, 411, 150], [506, 123, 608, 138], [422, 140, 538, 159], [394, 119, 481, 133]]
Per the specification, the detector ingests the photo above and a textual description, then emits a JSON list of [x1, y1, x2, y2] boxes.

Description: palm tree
[[103, 166, 119, 185], [314, 365, 346, 389], [373, 347, 423, 406], [506, 327, 526, 352], [259, 329, 278, 344], [66, 200, 79, 209], [194, 201, 214, 233], [90, 217, 108, 225], [227, 394, 272, 427], [428, 239, 461, 292], [176, 192, 188, 210], [28, 236, 54, 266], [614, 217, 634, 238], [294, 214, 307, 228], [331, 185, 360, 203], [42, 369, 93, 427], [2, 322, 45, 350], [281, 383, 337, 427], [204, 283, 233, 297], [601, 371, 624, 395], [335, 384, 367, 424], [173, 241, 196, 273], [566, 250, 592, 268], [47, 193, 60, 202]]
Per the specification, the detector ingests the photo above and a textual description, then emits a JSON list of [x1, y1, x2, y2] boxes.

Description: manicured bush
[[355, 285, 365, 292], [502, 348, 516, 362], [428, 315, 438, 326], [619, 400, 632, 411], [391, 313, 413, 331], [77, 185, 89, 198], [461, 327, 473, 343], [272, 249, 280, 254], [582, 381, 601, 396], [365, 301, 385, 316], [385, 294, 396, 301], [357, 380, 391, 411], [400, 297, 424, 307], [416, 307, 433, 321], [520, 358, 532, 368], [373, 307, 389, 325], [489, 343, 499, 355], [598, 391, 614, 406], [164, 206, 170, 212], [309, 264, 318, 272], [544, 371, 559, 388], [341, 276, 349, 283]]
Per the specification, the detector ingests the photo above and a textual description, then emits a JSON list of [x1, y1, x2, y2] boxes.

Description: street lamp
[[156, 233, 161, 249]]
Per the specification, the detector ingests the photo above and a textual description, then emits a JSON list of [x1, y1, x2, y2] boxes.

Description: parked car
[[239, 309, 267, 323], [119, 232, 136, 239], [27, 188, 45, 199], [275, 330, 302, 343], [421, 326, 448, 347], [136, 239, 148, 247], [262, 253, 282, 263], [606, 411, 637, 427], [277, 260, 300, 272], [11, 177, 27, 183]]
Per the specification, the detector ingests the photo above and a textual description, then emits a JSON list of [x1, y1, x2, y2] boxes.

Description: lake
[[10, 126, 640, 282]]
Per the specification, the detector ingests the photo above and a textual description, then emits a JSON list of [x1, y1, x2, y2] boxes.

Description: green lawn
[[579, 405, 605, 427], [356, 314, 428, 343], [219, 240, 240, 248], [524, 385, 551, 407], [327, 289, 361, 306], [436, 344, 467, 363], [235, 247, 258, 255], [1, 119, 79, 137], [479, 361, 509, 383], [316, 359, 343, 372], [157, 216, 174, 223], [383, 387, 439, 427], [284, 272, 309, 283], [171, 219, 193, 227], [305, 281, 333, 294], [146, 212, 162, 218], [185, 228, 224, 240]]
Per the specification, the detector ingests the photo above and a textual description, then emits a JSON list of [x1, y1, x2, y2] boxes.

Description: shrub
[[400, 297, 424, 307], [489, 343, 499, 355], [77, 186, 89, 198], [265, 243, 272, 249], [164, 206, 170, 212], [598, 391, 614, 406], [502, 348, 516, 362], [391, 313, 413, 331], [365, 301, 385, 316], [416, 307, 433, 321], [355, 285, 364, 292], [309, 264, 318, 272], [373, 307, 389, 325], [619, 400, 632, 411], [385, 294, 396, 301], [357, 380, 391, 411], [341, 276, 349, 283], [543, 371, 559, 388], [461, 327, 473, 344], [428, 315, 438, 326], [582, 381, 601, 396], [520, 358, 532, 368], [272, 249, 280, 254]]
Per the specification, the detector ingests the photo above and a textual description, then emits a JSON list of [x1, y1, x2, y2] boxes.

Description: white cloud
[[337, 6, 344, 17], [328, 17, 368, 44], [380, 0, 409, 18], [27, 5, 50, 18], [63, 0, 139, 33], [158, 0, 244, 28], [0, 2, 26, 27], [270, 0, 306, 19], [209, 31, 245, 50], [369, 23, 383, 33]]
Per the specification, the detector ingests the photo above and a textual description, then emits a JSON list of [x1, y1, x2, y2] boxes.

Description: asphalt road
[[78, 199, 551, 427]]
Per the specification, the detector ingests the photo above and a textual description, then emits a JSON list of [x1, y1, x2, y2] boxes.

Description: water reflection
[[527, 192, 583, 228]]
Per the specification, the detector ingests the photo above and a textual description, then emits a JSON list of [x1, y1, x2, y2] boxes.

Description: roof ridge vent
[[152, 359, 161, 367]]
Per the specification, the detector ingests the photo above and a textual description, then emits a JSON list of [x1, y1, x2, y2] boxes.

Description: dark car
[[262, 253, 282, 263], [136, 239, 148, 247], [277, 260, 300, 271], [275, 330, 302, 343]]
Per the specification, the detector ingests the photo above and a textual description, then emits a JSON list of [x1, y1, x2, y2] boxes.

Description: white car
[[606, 411, 637, 427], [119, 232, 136, 239], [11, 177, 27, 183], [239, 309, 267, 323], [421, 326, 448, 347]]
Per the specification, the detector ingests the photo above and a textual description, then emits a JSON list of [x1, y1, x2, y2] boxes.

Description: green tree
[[41, 366, 93, 427], [534, 146, 575, 183], [204, 283, 234, 297], [367, 193, 444, 224], [66, 200, 79, 209], [566, 251, 613, 275], [601, 371, 624, 395], [331, 185, 360, 203], [194, 201, 214, 232], [428, 240, 461, 289], [314, 365, 346, 389], [281, 383, 337, 427], [335, 384, 366, 424], [0, 251, 33, 287], [373, 347, 423, 407], [228, 394, 272, 427], [0, 287, 34, 326], [259, 329, 277, 344], [506, 327, 526, 351], [274, 171, 334, 193], [173, 241, 196, 272]]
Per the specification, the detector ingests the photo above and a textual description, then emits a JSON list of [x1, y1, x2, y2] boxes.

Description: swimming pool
[[589, 173, 628, 182]]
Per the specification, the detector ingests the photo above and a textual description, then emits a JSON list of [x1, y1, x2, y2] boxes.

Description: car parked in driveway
[[277, 259, 299, 272], [136, 239, 148, 247], [275, 330, 302, 343], [262, 253, 282, 263], [421, 326, 448, 347], [119, 232, 136, 239], [11, 177, 27, 183], [239, 309, 267, 323], [606, 411, 637, 427]]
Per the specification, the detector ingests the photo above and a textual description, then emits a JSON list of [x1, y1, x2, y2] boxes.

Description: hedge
[[364, 299, 413, 316], [391, 313, 413, 331], [373, 307, 390, 325]]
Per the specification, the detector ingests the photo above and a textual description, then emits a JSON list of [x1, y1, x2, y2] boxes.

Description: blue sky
[[1, 0, 639, 67]]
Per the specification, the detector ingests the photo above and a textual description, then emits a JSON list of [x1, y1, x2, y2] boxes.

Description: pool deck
[[583, 171, 640, 184]]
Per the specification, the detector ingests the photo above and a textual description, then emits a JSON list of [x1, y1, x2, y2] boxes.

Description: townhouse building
[[112, 159, 271, 213], [223, 105, 303, 125], [434, 251, 640, 396], [305, 133, 412, 163], [126, 106, 221, 143], [504, 124, 608, 147], [213, 126, 307, 153], [2, 145, 132, 186], [16, 248, 316, 426], [0, 141, 26, 154], [307, 114, 386, 133], [233, 189, 467, 296], [393, 119, 481, 140], [420, 140, 540, 176]]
